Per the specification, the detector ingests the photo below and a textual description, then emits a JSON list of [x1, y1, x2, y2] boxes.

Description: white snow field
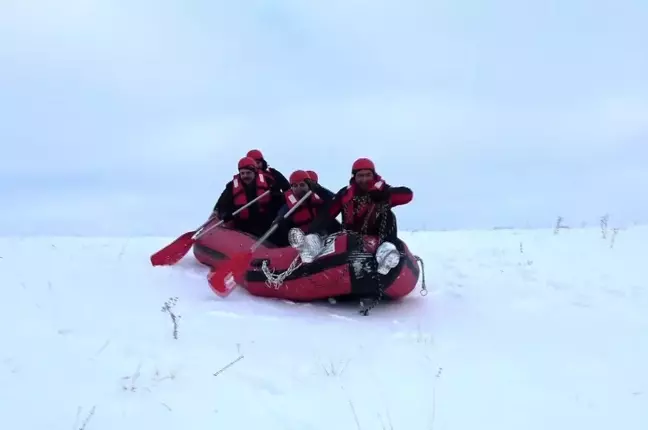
[[1, 225, 647, 430]]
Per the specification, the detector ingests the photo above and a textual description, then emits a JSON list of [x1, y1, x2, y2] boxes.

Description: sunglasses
[[291, 182, 308, 189]]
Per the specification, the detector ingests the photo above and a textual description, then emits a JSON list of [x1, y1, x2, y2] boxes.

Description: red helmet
[[306, 170, 318, 183], [246, 149, 264, 161], [289, 170, 310, 184], [351, 157, 375, 174], [238, 156, 257, 171]]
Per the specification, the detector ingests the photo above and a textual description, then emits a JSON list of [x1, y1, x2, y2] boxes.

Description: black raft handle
[[249, 258, 270, 268]]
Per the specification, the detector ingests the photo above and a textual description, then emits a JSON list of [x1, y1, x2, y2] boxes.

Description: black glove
[[220, 212, 234, 222], [304, 178, 320, 191], [270, 183, 283, 194], [369, 187, 390, 202]]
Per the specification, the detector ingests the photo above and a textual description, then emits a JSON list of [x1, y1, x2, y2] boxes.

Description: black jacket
[[213, 179, 284, 237]]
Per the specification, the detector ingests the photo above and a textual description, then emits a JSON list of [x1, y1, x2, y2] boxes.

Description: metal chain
[[343, 194, 395, 315], [414, 255, 428, 296], [345, 195, 391, 248], [261, 256, 303, 289], [258, 199, 372, 294], [257, 193, 402, 315], [261, 230, 349, 290]]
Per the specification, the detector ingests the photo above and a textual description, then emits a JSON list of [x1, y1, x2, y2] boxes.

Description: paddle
[[207, 190, 314, 297], [149, 190, 272, 266]]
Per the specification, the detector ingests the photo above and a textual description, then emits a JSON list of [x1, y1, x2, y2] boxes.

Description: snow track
[[1, 227, 646, 429]]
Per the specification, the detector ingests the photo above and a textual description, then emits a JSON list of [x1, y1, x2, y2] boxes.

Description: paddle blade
[[207, 251, 252, 297], [150, 231, 196, 266]]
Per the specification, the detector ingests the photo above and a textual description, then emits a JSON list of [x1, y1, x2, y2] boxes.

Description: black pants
[[381, 210, 398, 244], [233, 217, 273, 240], [325, 218, 343, 235], [350, 210, 399, 243]]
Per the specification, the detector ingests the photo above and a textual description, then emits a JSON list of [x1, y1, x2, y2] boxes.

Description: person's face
[[354, 170, 374, 191], [291, 181, 309, 198], [239, 169, 255, 184]]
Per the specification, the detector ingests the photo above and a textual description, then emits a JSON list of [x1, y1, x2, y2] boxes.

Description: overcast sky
[[1, 0, 647, 236]]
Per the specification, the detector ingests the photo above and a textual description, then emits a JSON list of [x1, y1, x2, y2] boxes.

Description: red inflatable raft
[[192, 217, 422, 301]]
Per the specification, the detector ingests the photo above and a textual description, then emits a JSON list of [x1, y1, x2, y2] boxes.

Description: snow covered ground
[[1, 225, 647, 429]]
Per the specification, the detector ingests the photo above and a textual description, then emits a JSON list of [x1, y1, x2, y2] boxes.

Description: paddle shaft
[[249, 190, 313, 252], [206, 190, 315, 297], [192, 189, 272, 240]]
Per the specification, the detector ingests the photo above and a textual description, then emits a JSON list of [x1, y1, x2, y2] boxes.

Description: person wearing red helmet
[[269, 170, 342, 246], [212, 156, 284, 237], [297, 157, 413, 273], [246, 149, 291, 193], [306, 170, 318, 183], [305, 169, 334, 200]]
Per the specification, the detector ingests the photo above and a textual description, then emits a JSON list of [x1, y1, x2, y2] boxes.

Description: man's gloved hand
[[220, 212, 234, 222], [304, 178, 320, 191], [271, 184, 283, 194], [369, 186, 390, 202]]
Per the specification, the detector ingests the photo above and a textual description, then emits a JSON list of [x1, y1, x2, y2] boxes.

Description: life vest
[[259, 168, 277, 186], [340, 177, 387, 230], [232, 173, 271, 219], [284, 190, 323, 229]]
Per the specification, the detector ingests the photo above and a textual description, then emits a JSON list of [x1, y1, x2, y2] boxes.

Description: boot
[[288, 227, 306, 250], [301, 234, 323, 263], [288, 228, 322, 263], [375, 241, 400, 275]]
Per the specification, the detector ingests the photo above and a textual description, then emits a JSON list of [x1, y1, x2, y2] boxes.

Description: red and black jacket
[[262, 167, 291, 193], [307, 176, 413, 235], [213, 172, 274, 220]]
